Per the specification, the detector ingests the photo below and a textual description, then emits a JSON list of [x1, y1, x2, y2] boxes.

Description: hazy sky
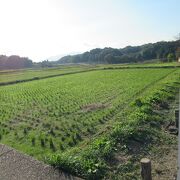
[[0, 0, 179, 62]]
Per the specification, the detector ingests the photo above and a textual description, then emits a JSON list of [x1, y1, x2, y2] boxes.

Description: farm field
[[0, 65, 180, 179], [0, 64, 96, 84], [1, 62, 179, 85], [98, 61, 180, 69]]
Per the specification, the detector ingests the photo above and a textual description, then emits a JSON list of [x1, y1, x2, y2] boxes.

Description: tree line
[[0, 55, 33, 70], [57, 40, 180, 64], [0, 40, 179, 70]]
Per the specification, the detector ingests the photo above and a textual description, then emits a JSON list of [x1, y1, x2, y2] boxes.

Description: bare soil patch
[[81, 103, 109, 112]]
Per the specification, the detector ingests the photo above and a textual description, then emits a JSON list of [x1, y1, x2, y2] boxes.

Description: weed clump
[[49, 138, 56, 151], [59, 143, 64, 151], [40, 138, 45, 147], [31, 137, 36, 146]]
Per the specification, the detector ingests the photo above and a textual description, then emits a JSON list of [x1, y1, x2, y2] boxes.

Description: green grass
[[0, 64, 179, 179]]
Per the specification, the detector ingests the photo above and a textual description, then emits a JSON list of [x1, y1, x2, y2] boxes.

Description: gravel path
[[0, 144, 82, 180]]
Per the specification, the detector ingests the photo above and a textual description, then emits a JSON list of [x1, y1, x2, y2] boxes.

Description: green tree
[[167, 53, 175, 62]]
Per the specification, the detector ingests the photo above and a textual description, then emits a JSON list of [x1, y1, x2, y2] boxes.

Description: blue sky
[[0, 0, 179, 61]]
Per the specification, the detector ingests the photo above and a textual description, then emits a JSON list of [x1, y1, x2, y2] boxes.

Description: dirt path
[[152, 93, 179, 180], [0, 144, 82, 180]]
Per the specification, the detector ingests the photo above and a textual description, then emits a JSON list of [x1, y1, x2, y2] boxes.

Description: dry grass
[[152, 144, 177, 180]]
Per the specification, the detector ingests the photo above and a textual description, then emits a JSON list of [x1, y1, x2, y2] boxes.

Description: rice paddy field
[[0, 63, 180, 179], [0, 64, 96, 84]]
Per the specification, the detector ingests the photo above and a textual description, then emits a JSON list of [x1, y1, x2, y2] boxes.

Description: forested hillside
[[57, 40, 180, 64], [0, 55, 33, 70]]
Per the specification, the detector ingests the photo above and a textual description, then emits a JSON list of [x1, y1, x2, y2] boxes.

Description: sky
[[0, 0, 179, 62]]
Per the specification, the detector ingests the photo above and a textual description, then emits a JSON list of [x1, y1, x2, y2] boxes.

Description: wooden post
[[175, 110, 179, 129], [141, 158, 152, 180]]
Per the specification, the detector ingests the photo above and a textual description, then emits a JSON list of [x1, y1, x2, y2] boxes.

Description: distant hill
[[57, 40, 180, 64], [47, 52, 82, 61], [0, 55, 33, 70]]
